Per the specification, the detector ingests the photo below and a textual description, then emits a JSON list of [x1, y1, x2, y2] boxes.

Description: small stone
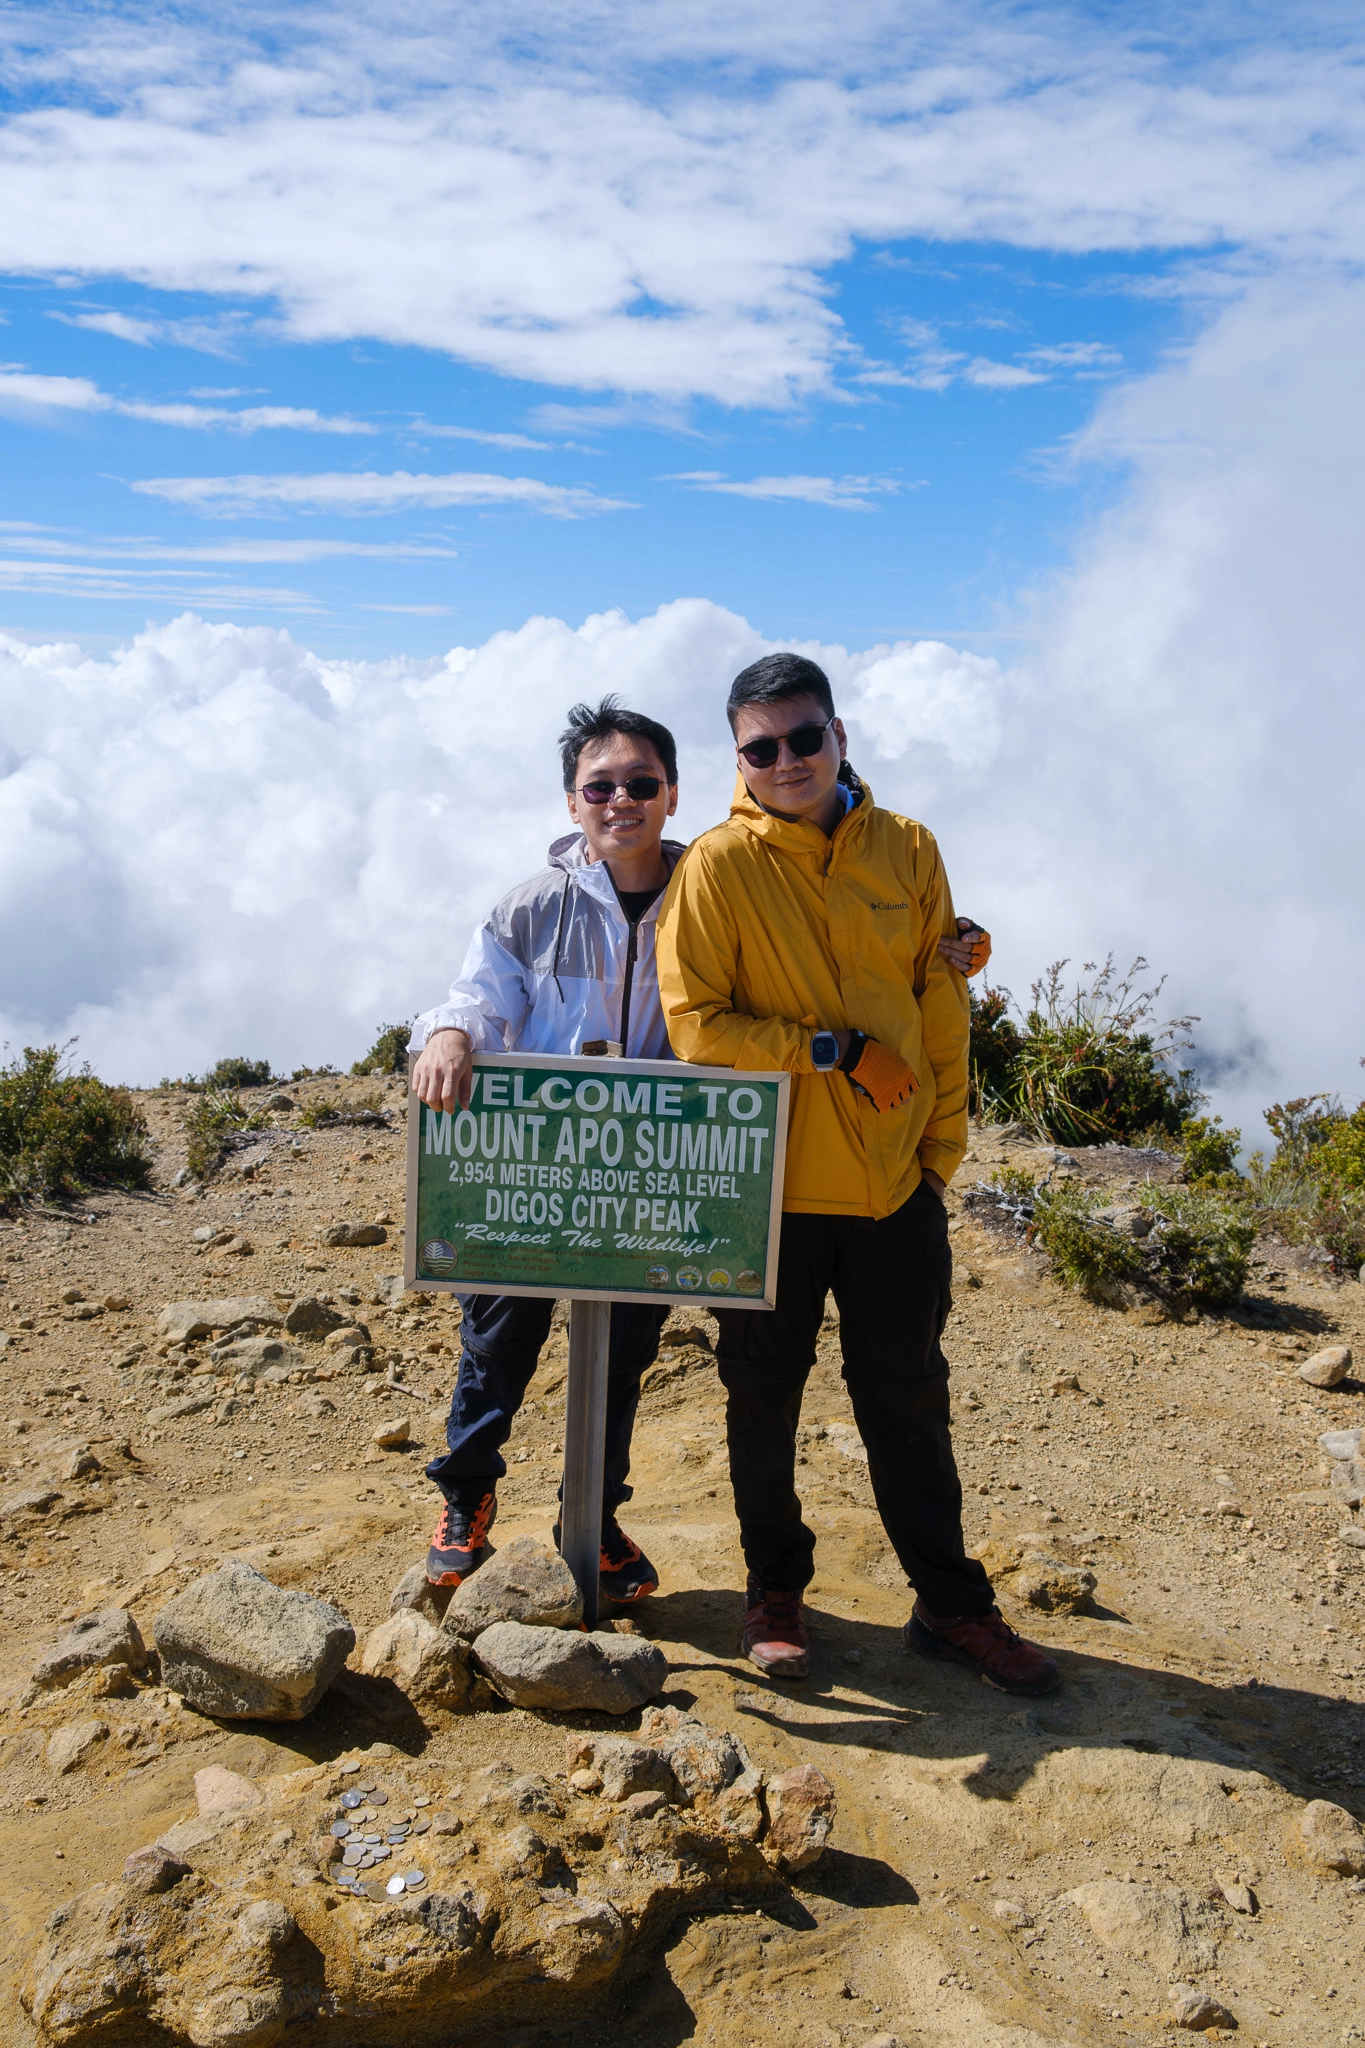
[[1010, 1552, 1096, 1614], [61, 1446, 101, 1481], [153, 1559, 354, 1720], [299, 1391, 336, 1418], [320, 1222, 388, 1247], [265, 1093, 295, 1111], [122, 1845, 190, 1893], [569, 1768, 601, 1793], [1217, 1875, 1256, 1914], [31, 1607, 147, 1690], [282, 1297, 347, 1338], [1299, 1798, 1365, 1876], [194, 1765, 263, 1817], [762, 1764, 837, 1871], [1299, 1344, 1353, 1388], [389, 1561, 454, 1624], [473, 1620, 668, 1714], [156, 1296, 281, 1344], [1337, 1526, 1365, 1549], [1320, 1428, 1363, 1461], [620, 1790, 668, 1819], [993, 1899, 1033, 1928], [371, 1416, 410, 1448], [325, 1323, 372, 1350], [1169, 1983, 1234, 2030], [1215, 1500, 1244, 1518], [46, 1718, 109, 1774], [582, 1739, 677, 1803], [442, 1534, 583, 1639], [102, 1294, 131, 1312]]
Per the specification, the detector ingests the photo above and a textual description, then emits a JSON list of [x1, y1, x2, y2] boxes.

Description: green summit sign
[[405, 1053, 789, 1309]]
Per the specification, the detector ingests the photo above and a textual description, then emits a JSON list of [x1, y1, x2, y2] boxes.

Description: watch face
[[812, 1032, 838, 1069]]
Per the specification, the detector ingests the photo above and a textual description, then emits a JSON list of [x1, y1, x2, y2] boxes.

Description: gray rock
[[374, 1274, 407, 1306], [32, 1607, 147, 1690], [1299, 1797, 1365, 1875], [156, 1297, 281, 1344], [209, 1335, 303, 1373], [61, 1445, 101, 1481], [153, 1560, 355, 1720], [1329, 1459, 1365, 1506], [575, 1738, 677, 1803], [122, 1845, 190, 1894], [0, 1486, 63, 1520], [282, 1296, 346, 1338], [47, 1718, 109, 1774], [389, 1560, 454, 1624], [298, 1390, 335, 1418], [356, 1611, 472, 1711], [442, 1534, 583, 1640], [1338, 1525, 1365, 1549], [1320, 1428, 1363, 1461], [146, 1394, 216, 1425], [264, 1093, 295, 1111], [1169, 1983, 1234, 2030], [637, 1707, 749, 1806], [473, 1621, 667, 1714], [1064, 1879, 1219, 1972], [320, 1222, 388, 1247]]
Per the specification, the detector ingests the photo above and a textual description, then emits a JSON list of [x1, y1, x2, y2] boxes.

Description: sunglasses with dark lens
[[577, 775, 664, 804], [735, 716, 834, 769]]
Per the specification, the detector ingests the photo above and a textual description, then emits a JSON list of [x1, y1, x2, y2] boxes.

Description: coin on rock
[[340, 1761, 361, 1776], [341, 1791, 363, 1810], [370, 1790, 389, 1806], [411, 1819, 430, 1834], [363, 1881, 388, 1902], [402, 1869, 426, 1888], [413, 1795, 431, 1807], [386, 1875, 406, 1896], [330, 1821, 351, 1838], [342, 1847, 364, 1866]]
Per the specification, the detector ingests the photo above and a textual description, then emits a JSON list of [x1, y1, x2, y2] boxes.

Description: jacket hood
[[547, 831, 688, 890], [726, 762, 871, 851]]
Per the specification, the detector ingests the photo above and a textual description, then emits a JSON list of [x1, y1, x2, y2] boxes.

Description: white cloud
[[412, 423, 554, 450], [0, 365, 372, 432], [0, 4, 1360, 406], [53, 309, 158, 345], [130, 468, 632, 517], [669, 471, 904, 508]]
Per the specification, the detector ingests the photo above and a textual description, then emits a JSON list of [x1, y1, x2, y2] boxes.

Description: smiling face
[[732, 691, 848, 827], [565, 731, 677, 865]]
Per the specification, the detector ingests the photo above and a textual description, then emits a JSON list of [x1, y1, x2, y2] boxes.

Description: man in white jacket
[[409, 697, 683, 1603]]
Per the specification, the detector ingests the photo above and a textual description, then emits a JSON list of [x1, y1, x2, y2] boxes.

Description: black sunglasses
[[577, 775, 664, 804], [735, 716, 834, 769]]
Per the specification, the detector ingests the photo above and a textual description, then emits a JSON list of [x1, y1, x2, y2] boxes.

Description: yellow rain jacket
[[654, 773, 969, 1217]]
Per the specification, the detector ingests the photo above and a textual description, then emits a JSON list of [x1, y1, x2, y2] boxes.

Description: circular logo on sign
[[645, 1264, 671, 1289], [735, 1268, 763, 1294], [676, 1265, 702, 1290], [421, 1239, 457, 1277], [706, 1268, 732, 1291]]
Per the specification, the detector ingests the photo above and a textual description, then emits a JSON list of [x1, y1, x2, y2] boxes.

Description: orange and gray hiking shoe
[[427, 1490, 497, 1586], [741, 1577, 809, 1678], [906, 1598, 1060, 1695], [552, 1515, 659, 1606], [598, 1517, 658, 1606]]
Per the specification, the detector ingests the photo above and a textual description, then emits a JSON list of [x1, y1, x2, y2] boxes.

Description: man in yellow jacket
[[655, 651, 1059, 1695]]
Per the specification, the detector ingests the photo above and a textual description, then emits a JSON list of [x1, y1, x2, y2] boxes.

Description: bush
[[1019, 1176, 1254, 1310], [1179, 1114, 1243, 1188], [351, 1022, 412, 1077], [0, 1044, 153, 1202], [204, 1056, 273, 1090], [182, 1091, 267, 1181], [1314, 1100, 1365, 1194], [968, 958, 1203, 1145], [290, 1063, 340, 1082]]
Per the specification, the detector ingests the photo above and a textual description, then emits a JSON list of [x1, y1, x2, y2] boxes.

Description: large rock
[[1170, 1984, 1235, 2031], [442, 1535, 583, 1640], [46, 1719, 109, 1775], [1009, 1551, 1096, 1614], [156, 1297, 281, 1344], [153, 1561, 355, 1720], [356, 1611, 473, 1710], [31, 1608, 147, 1691], [762, 1765, 836, 1871], [1299, 1344, 1353, 1387], [1064, 1879, 1220, 1972], [473, 1621, 667, 1713], [282, 1297, 346, 1339], [146, 1393, 217, 1425], [1298, 1798, 1365, 1875], [566, 1736, 678, 1803], [389, 1561, 454, 1624], [637, 1706, 748, 1806], [209, 1335, 304, 1374], [320, 1222, 387, 1247]]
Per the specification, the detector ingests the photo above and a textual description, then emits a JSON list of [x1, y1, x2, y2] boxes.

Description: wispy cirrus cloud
[[0, 365, 373, 432], [668, 470, 907, 508], [130, 468, 632, 517]]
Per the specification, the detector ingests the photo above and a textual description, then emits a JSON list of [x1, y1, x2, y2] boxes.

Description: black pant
[[425, 1293, 668, 1518], [712, 1183, 993, 1616]]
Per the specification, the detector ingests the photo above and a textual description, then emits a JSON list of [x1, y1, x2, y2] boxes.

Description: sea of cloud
[[4, 263, 1363, 1141]]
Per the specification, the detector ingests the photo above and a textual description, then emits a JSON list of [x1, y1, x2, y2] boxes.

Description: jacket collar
[[547, 832, 687, 915], [725, 763, 872, 855]]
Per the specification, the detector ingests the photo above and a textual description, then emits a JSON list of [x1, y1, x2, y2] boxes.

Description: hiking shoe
[[906, 1599, 1060, 1696], [427, 1490, 497, 1586], [598, 1517, 659, 1606], [742, 1577, 809, 1679]]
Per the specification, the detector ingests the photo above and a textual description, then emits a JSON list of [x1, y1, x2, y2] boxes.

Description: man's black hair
[[559, 694, 678, 792], [726, 651, 835, 731]]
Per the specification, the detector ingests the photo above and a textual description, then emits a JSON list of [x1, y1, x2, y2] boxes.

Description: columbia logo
[[869, 901, 909, 911]]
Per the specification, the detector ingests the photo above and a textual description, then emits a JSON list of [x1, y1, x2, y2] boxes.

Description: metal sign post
[[406, 1050, 789, 1618], [560, 1299, 610, 1629]]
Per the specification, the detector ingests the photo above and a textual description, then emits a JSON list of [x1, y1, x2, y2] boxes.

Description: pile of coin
[[323, 1779, 429, 1901]]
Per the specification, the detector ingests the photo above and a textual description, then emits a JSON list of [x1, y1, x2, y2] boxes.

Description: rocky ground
[[2, 1076, 1365, 2045]]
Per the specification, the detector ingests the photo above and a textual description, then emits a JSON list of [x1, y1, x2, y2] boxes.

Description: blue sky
[[1, 241, 1182, 656], [2, 0, 1364, 1122]]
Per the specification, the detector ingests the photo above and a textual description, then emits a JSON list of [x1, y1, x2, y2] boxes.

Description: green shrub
[[1027, 1177, 1253, 1310], [351, 1022, 412, 1077], [1140, 1183, 1256, 1306], [290, 1063, 340, 1082], [204, 1056, 273, 1090], [968, 988, 1024, 1121], [1314, 1101, 1365, 1194], [1179, 1113, 1243, 1188], [1029, 1182, 1148, 1298], [0, 1044, 153, 1202], [182, 1091, 267, 1180]]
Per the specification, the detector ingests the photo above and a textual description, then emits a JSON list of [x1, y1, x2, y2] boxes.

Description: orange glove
[[937, 917, 992, 977], [846, 1036, 918, 1113]]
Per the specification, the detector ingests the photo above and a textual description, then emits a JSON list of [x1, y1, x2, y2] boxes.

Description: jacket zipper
[[618, 918, 640, 1054]]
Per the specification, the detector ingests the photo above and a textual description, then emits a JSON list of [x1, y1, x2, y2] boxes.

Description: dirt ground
[[3, 1076, 1365, 2046]]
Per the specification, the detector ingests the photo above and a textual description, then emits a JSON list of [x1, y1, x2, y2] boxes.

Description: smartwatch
[[810, 1030, 840, 1072]]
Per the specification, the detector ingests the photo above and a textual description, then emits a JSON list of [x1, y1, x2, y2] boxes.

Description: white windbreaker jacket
[[408, 832, 687, 1061]]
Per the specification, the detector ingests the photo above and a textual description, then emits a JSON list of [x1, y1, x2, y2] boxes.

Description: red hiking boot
[[906, 1599, 1060, 1696], [742, 1578, 809, 1679], [427, 1490, 497, 1586]]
